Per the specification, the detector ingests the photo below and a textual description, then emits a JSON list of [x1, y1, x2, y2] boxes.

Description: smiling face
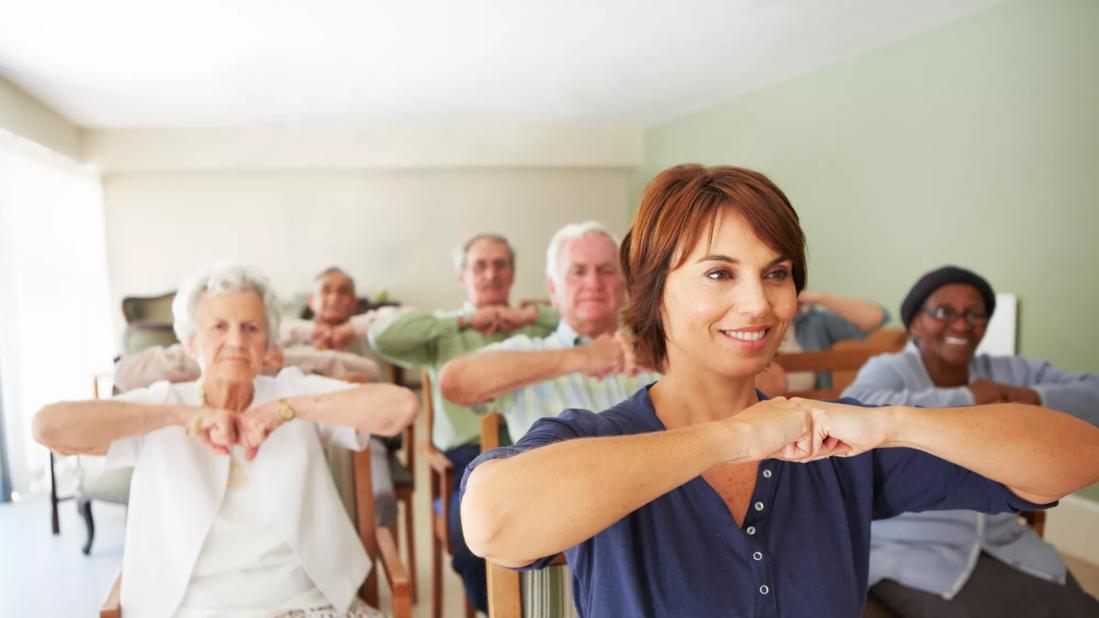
[[458, 237, 515, 308], [910, 283, 988, 368], [547, 232, 625, 336], [660, 209, 798, 380], [186, 290, 269, 385]]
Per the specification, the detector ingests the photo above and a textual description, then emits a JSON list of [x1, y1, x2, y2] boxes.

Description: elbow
[[460, 470, 504, 559], [32, 404, 68, 453], [380, 386, 419, 437], [439, 360, 478, 406]]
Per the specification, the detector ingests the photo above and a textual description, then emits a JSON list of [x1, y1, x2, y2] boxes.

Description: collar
[[552, 320, 587, 346]]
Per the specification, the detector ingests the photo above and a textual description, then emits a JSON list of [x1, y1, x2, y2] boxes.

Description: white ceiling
[[0, 0, 1000, 129]]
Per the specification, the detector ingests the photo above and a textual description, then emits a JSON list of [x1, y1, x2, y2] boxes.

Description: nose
[[947, 315, 973, 332], [735, 279, 769, 319], [226, 324, 245, 346]]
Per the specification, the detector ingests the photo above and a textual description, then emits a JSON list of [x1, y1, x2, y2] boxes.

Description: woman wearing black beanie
[[845, 265, 1099, 617]]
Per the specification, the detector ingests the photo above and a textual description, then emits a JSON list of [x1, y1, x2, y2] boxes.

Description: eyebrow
[[696, 254, 791, 267]]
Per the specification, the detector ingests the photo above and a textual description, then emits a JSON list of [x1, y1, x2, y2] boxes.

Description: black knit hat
[[900, 266, 996, 328]]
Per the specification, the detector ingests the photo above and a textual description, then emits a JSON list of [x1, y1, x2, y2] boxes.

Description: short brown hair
[[620, 164, 807, 371]]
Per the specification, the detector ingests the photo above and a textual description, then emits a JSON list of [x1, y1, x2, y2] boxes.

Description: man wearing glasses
[[843, 265, 1099, 617]]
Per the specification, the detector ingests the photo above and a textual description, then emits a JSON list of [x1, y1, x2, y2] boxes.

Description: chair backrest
[[121, 292, 176, 324], [776, 329, 907, 400]]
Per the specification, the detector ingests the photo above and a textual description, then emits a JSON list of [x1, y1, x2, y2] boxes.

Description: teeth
[[725, 330, 766, 341], [944, 337, 969, 345]]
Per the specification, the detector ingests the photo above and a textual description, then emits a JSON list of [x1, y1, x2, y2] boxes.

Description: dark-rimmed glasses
[[923, 306, 988, 326]]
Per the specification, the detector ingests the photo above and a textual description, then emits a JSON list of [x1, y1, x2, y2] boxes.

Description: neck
[[474, 299, 509, 309], [649, 363, 760, 430], [918, 345, 968, 387], [202, 377, 255, 412], [315, 315, 350, 327], [569, 317, 617, 339]]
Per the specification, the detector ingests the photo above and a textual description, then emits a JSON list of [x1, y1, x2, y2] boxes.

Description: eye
[[598, 265, 617, 276], [212, 322, 227, 331], [765, 267, 790, 281], [706, 268, 733, 281]]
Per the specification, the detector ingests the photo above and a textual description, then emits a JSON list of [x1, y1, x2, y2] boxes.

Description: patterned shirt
[[482, 321, 660, 443]]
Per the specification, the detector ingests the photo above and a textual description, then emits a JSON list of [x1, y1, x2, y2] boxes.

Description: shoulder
[[265, 367, 350, 396], [114, 379, 194, 404], [534, 387, 659, 439]]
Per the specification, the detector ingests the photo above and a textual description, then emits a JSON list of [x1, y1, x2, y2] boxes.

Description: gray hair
[[314, 265, 356, 294], [545, 221, 618, 282], [452, 233, 516, 272], [172, 261, 282, 347]]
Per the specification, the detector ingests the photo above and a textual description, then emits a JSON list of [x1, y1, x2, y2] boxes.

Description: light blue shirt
[[842, 342, 1099, 598], [483, 321, 660, 443]]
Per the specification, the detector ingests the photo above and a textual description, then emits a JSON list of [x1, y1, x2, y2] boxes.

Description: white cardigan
[[105, 368, 371, 618]]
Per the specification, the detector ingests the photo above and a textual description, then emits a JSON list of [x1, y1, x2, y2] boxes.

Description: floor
[[3, 402, 1098, 616]]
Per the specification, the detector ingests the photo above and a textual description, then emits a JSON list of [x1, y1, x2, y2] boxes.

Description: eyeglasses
[[923, 306, 988, 326]]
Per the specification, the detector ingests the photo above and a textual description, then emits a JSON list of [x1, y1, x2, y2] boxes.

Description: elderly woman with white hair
[[33, 262, 418, 618]]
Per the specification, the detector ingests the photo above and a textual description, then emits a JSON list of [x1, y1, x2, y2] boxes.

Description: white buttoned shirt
[[104, 368, 372, 618]]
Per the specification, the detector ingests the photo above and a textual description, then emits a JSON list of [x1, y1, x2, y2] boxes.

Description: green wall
[[639, 0, 1099, 501]]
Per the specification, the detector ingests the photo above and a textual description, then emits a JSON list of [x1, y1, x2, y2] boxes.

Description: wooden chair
[[481, 412, 574, 618], [774, 328, 907, 400], [99, 442, 411, 618], [390, 415, 417, 601], [422, 369, 476, 618]]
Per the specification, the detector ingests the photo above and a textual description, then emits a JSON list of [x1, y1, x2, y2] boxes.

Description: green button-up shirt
[[368, 303, 559, 451]]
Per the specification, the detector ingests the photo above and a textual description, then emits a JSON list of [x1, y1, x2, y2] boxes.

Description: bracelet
[[187, 414, 204, 437], [277, 398, 296, 422]]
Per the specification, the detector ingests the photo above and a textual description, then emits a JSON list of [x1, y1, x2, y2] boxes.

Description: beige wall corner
[[0, 75, 81, 159]]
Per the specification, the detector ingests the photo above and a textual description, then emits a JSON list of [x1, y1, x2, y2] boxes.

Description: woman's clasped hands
[[186, 403, 285, 461], [730, 397, 894, 463]]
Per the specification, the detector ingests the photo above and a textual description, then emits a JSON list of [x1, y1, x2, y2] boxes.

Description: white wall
[[0, 76, 80, 160], [103, 168, 632, 343]]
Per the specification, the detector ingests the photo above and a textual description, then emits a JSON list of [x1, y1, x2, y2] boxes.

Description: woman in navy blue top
[[459, 165, 1099, 617]]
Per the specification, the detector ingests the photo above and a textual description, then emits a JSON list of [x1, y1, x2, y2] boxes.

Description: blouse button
[[762, 469, 772, 478], [754, 501, 765, 512], [746, 526, 757, 536], [753, 551, 763, 561], [759, 585, 770, 595]]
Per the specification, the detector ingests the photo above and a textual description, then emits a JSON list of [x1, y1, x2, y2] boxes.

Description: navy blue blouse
[[459, 387, 1049, 618]]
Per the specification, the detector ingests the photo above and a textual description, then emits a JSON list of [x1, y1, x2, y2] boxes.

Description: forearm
[[461, 420, 741, 566], [887, 403, 1099, 502], [440, 348, 578, 406], [33, 401, 188, 455], [368, 310, 455, 365], [286, 383, 418, 437], [817, 293, 885, 332]]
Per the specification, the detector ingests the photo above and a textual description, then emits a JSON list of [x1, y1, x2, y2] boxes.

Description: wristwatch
[[277, 398, 296, 422]]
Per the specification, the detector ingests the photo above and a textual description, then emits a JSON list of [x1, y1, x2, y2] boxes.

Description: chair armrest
[[100, 569, 122, 618], [424, 448, 454, 476], [376, 527, 412, 618], [425, 447, 456, 553]]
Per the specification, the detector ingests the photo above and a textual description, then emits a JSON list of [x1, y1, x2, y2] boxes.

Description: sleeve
[[279, 318, 316, 347], [468, 334, 536, 413], [281, 369, 372, 451], [1012, 359, 1099, 427], [458, 408, 603, 570], [870, 446, 1056, 520], [819, 310, 871, 345], [102, 382, 172, 469], [350, 306, 409, 338], [113, 344, 200, 393], [368, 308, 460, 367], [841, 355, 976, 407], [532, 304, 561, 332]]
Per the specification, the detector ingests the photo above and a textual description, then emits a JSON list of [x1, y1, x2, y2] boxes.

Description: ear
[[546, 276, 560, 309], [183, 336, 199, 359]]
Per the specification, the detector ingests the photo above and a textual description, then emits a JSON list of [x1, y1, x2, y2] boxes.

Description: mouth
[[943, 336, 971, 346], [718, 326, 772, 351]]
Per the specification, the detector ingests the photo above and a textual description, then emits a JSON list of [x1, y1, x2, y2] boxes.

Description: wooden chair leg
[[432, 530, 443, 618], [403, 495, 417, 602], [465, 595, 476, 618]]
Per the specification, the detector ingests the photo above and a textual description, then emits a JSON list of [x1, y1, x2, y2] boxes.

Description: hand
[[969, 378, 1005, 404], [794, 399, 892, 461], [186, 408, 238, 456], [330, 322, 355, 351], [236, 404, 285, 461], [263, 347, 285, 373], [1001, 385, 1040, 405], [725, 396, 814, 462], [496, 306, 539, 332], [797, 290, 823, 305], [577, 333, 627, 378], [467, 307, 503, 334], [312, 323, 334, 350]]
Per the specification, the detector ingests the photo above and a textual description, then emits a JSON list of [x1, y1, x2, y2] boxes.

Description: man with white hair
[[440, 222, 658, 616], [368, 232, 559, 612], [441, 221, 659, 444]]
